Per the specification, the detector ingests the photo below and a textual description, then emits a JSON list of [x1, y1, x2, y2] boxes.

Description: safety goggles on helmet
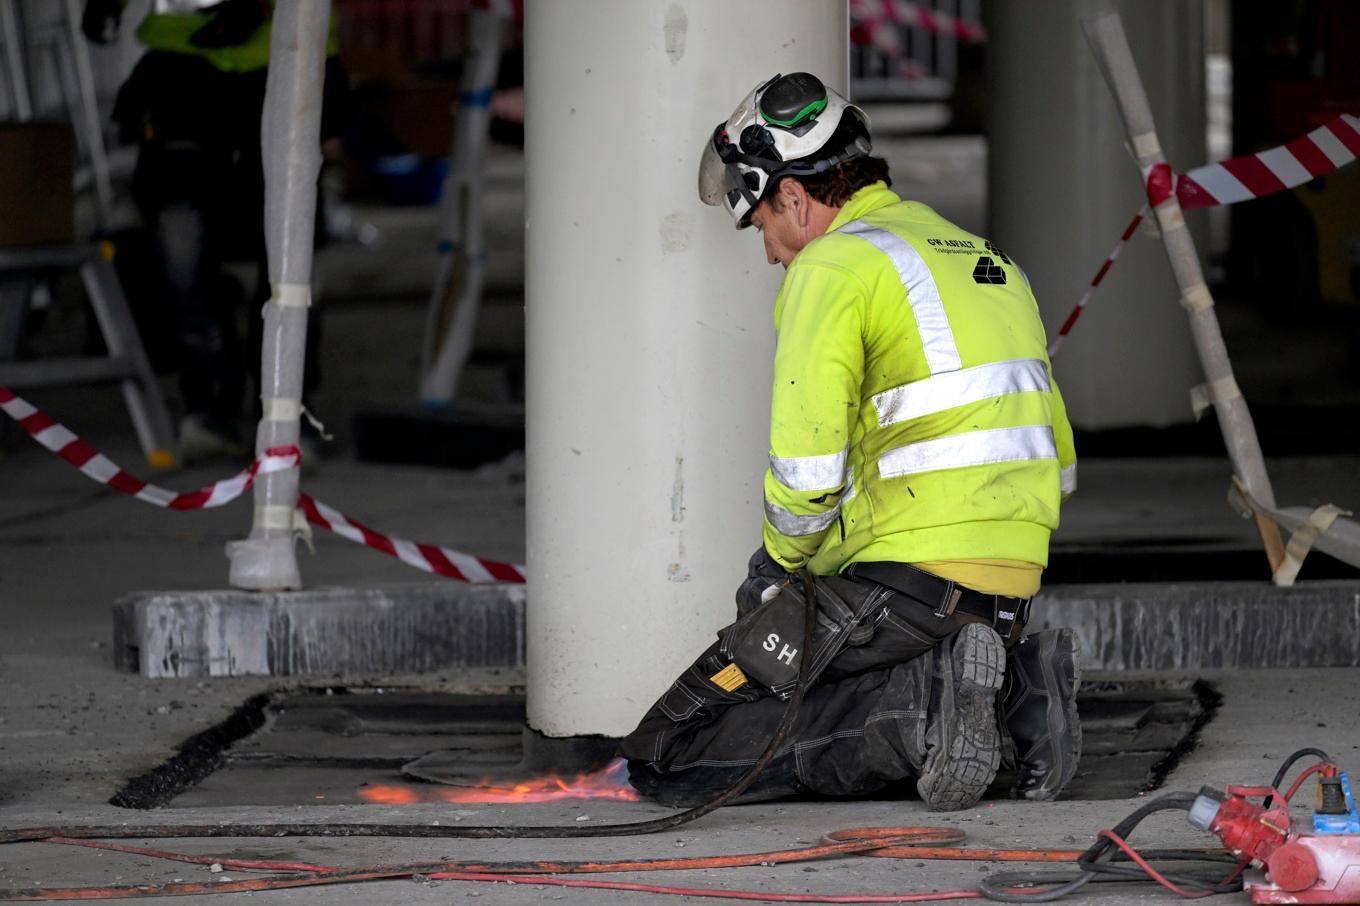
[[698, 72, 870, 229]]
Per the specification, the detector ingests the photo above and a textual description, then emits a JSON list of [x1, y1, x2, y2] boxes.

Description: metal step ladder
[[0, 0, 114, 224], [1, 1, 174, 466], [0, 242, 177, 467]]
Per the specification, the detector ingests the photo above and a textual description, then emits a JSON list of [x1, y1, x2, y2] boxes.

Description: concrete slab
[[112, 583, 525, 678], [108, 578, 1360, 678], [1033, 580, 1360, 670]]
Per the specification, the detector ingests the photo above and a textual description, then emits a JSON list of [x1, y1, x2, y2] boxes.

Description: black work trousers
[[621, 573, 1016, 806]]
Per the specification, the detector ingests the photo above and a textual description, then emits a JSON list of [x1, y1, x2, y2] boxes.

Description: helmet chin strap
[[772, 136, 873, 181], [749, 136, 873, 217]]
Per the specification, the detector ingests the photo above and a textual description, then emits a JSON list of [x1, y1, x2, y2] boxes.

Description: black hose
[[1263, 747, 1333, 809], [0, 573, 823, 846], [1010, 748, 1347, 901], [979, 793, 1243, 902]]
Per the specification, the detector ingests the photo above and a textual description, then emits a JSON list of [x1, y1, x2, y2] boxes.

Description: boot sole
[[918, 623, 1004, 811]]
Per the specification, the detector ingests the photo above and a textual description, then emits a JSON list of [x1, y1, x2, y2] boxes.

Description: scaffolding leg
[[1083, 11, 1287, 572], [418, 3, 503, 406], [0, 0, 33, 120], [79, 252, 177, 467], [0, 277, 32, 361], [47, 0, 112, 228]]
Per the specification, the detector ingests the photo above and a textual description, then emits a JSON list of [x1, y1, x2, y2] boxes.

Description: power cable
[[1263, 747, 1332, 808]]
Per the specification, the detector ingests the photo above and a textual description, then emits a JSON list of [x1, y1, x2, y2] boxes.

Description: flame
[[357, 758, 641, 805], [359, 784, 422, 804]]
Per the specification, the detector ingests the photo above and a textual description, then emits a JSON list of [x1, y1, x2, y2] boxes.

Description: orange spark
[[358, 784, 422, 804], [356, 758, 641, 804]]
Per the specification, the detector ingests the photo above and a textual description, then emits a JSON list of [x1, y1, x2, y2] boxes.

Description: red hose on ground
[[1096, 830, 1226, 900], [424, 872, 988, 903], [7, 823, 1236, 902], [7, 825, 1067, 902]]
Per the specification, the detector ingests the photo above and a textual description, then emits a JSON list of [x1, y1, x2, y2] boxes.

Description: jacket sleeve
[[1048, 364, 1077, 501], [762, 259, 866, 570]]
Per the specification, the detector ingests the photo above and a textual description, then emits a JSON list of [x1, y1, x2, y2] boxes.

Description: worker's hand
[[734, 546, 789, 616], [81, 0, 123, 44]]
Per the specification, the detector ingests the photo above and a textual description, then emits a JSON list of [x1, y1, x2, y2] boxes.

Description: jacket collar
[[826, 182, 902, 234]]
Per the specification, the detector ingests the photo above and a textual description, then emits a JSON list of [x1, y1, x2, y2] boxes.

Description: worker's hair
[[769, 115, 891, 209]]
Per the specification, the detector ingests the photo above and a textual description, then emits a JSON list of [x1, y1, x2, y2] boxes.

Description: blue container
[[373, 154, 449, 206]]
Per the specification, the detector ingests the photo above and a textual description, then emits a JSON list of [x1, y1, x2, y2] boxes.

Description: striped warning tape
[[1050, 113, 1359, 354], [850, 0, 986, 48], [297, 494, 525, 583], [0, 388, 298, 508], [850, 0, 984, 78], [0, 387, 527, 584], [1047, 207, 1146, 358], [1176, 113, 1360, 209]]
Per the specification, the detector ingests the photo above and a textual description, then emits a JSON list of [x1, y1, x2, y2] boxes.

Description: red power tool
[[1188, 767, 1360, 904]]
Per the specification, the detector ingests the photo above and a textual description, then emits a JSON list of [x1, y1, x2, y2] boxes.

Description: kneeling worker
[[621, 73, 1081, 811]]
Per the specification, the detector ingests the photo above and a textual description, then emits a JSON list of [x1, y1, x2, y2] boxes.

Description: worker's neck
[[807, 200, 840, 238]]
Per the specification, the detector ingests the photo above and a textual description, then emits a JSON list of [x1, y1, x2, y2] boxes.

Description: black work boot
[[916, 623, 1005, 811], [1000, 629, 1082, 801]]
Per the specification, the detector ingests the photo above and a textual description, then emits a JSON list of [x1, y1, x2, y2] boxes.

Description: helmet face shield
[[698, 125, 765, 228], [696, 73, 870, 230]]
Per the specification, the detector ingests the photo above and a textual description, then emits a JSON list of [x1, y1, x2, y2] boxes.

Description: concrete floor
[[1, 667, 1359, 903], [4, 137, 1360, 902]]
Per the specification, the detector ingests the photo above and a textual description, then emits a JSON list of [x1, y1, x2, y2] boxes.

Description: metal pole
[[1082, 10, 1286, 570], [61, 0, 113, 226], [0, 0, 33, 120], [418, 1, 504, 406], [988, 0, 1203, 428], [227, 0, 330, 591]]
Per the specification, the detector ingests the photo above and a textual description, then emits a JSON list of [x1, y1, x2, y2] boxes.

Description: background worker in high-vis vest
[[82, 0, 350, 462], [622, 73, 1080, 812]]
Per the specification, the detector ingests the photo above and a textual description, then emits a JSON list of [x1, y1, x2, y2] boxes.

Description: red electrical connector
[[1190, 768, 1360, 904]]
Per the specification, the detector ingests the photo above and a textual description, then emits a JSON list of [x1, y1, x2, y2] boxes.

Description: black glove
[[734, 546, 789, 616], [81, 0, 123, 44], [189, 0, 268, 50]]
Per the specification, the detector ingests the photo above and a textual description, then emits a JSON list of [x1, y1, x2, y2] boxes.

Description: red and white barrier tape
[[1049, 113, 1359, 355], [0, 388, 298, 508], [0, 387, 527, 584], [850, 0, 986, 51], [297, 494, 525, 583], [1175, 113, 1360, 209], [1047, 207, 1146, 357]]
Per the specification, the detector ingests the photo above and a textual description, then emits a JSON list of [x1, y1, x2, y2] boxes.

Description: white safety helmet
[[698, 72, 871, 229]]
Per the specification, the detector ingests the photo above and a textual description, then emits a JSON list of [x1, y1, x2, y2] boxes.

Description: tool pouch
[[718, 574, 890, 699]]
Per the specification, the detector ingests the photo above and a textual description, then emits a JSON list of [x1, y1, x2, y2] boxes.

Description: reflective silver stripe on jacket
[[839, 220, 962, 375], [155, 0, 224, 12], [1060, 463, 1078, 494], [872, 358, 1050, 427], [764, 499, 841, 536], [879, 425, 1057, 479], [769, 447, 848, 492]]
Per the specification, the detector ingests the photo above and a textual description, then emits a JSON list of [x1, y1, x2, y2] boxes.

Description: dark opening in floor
[[111, 677, 1216, 810]]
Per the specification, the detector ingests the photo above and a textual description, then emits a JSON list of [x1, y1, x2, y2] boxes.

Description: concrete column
[[525, 0, 847, 740], [987, 0, 1206, 428]]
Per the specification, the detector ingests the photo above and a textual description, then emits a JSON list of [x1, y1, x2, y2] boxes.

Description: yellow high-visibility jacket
[[133, 9, 339, 73], [761, 182, 1076, 581]]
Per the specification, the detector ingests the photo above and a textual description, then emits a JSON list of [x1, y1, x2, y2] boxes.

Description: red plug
[[1189, 785, 1293, 867]]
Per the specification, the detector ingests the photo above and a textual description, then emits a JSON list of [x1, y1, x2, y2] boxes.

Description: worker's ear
[[776, 178, 810, 227]]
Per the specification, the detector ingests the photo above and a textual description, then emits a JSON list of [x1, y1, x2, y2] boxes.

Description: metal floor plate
[[112, 677, 1215, 809]]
